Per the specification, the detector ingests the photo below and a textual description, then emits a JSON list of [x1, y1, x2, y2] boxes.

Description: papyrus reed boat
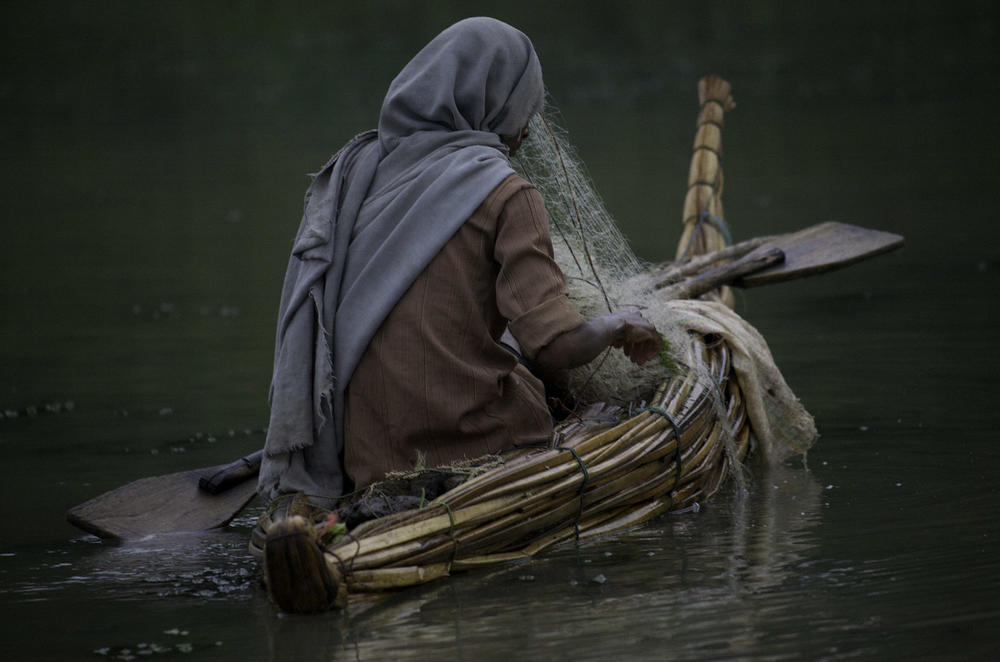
[[253, 76, 837, 613]]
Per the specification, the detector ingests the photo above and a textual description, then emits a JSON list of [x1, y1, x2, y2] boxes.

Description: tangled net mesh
[[514, 100, 716, 409], [513, 99, 752, 489]]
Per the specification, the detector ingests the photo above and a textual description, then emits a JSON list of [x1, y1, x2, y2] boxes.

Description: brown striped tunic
[[344, 174, 584, 490]]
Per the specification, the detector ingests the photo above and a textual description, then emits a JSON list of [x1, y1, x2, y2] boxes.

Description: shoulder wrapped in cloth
[[259, 17, 545, 504]]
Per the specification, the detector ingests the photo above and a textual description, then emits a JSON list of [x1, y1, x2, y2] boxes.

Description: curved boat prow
[[676, 75, 737, 307]]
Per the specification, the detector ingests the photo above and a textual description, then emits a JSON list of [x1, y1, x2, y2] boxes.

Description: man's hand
[[608, 311, 662, 365], [533, 310, 662, 373]]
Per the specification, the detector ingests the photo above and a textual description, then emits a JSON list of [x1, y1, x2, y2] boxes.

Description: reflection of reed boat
[[66, 76, 903, 614]]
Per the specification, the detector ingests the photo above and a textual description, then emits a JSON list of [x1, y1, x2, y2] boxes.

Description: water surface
[[2, 2, 998, 660]]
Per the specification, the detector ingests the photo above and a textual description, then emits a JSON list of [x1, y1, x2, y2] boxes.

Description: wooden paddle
[[656, 221, 904, 295], [736, 221, 904, 287], [66, 450, 262, 540]]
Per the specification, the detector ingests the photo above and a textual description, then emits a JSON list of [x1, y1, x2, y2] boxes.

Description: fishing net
[[511, 97, 756, 503], [512, 79, 814, 478], [515, 102, 694, 406]]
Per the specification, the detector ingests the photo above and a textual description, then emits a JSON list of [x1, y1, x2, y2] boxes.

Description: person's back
[[345, 173, 583, 490]]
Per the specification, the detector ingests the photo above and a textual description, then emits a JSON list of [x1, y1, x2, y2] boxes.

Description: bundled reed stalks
[[675, 75, 736, 306], [260, 334, 752, 610]]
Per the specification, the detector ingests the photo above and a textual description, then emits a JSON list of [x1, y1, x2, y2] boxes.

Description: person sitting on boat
[[258, 17, 661, 507]]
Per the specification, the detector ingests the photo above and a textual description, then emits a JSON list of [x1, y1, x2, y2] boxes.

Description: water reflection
[[6, 457, 826, 660], [256, 461, 822, 661], [2, 2, 997, 659], [3, 529, 257, 605]]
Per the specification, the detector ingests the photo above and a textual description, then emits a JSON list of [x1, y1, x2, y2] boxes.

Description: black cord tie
[[554, 443, 590, 542], [643, 406, 684, 489], [701, 98, 729, 113], [438, 501, 459, 565]]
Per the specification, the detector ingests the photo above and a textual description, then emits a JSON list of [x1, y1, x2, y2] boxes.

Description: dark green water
[[2, 2, 998, 660]]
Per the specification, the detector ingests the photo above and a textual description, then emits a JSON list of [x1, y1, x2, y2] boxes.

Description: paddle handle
[[659, 248, 785, 300], [199, 449, 264, 495]]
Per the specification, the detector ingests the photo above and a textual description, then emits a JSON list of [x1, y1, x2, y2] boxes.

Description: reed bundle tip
[[699, 75, 736, 111]]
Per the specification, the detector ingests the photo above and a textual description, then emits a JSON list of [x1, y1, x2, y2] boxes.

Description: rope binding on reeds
[[257, 332, 753, 611]]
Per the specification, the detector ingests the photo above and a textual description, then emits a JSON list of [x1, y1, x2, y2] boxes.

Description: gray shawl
[[259, 18, 545, 501]]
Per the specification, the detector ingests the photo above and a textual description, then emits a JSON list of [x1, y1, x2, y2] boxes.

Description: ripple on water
[[6, 527, 260, 604]]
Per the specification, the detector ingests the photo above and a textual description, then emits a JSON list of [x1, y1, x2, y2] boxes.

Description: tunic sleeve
[[494, 183, 585, 361]]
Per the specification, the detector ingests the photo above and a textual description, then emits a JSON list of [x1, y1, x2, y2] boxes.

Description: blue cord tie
[[698, 211, 733, 246]]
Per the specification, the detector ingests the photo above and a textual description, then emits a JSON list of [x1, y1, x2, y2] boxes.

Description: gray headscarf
[[259, 18, 545, 502]]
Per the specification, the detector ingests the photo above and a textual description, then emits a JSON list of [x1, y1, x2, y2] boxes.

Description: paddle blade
[[736, 221, 904, 287], [67, 462, 259, 541]]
